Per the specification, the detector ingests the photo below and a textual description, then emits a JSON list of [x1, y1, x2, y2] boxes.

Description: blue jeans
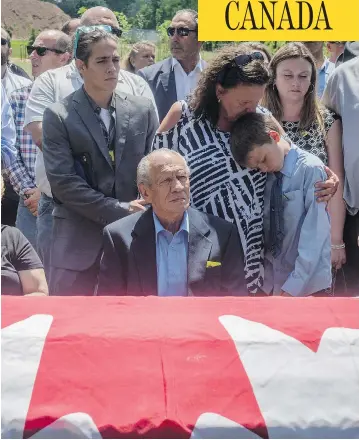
[[15, 198, 37, 250], [36, 193, 54, 279]]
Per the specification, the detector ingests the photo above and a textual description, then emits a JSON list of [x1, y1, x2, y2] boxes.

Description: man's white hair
[[137, 149, 190, 186]]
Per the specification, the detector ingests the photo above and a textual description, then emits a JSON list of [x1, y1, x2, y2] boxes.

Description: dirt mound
[[2, 0, 71, 39]]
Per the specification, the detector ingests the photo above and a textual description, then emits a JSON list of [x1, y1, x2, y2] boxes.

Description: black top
[[282, 108, 340, 165], [1, 225, 43, 295]]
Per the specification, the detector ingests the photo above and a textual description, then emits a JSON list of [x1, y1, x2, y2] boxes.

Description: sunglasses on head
[[27, 46, 66, 56], [234, 52, 264, 67], [73, 24, 122, 58], [1, 38, 9, 46], [167, 27, 196, 37], [217, 51, 265, 84]]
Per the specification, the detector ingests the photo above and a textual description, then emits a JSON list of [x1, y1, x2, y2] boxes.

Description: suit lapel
[[72, 88, 113, 168], [187, 208, 212, 288], [114, 93, 130, 170], [159, 58, 177, 103], [132, 209, 157, 295]]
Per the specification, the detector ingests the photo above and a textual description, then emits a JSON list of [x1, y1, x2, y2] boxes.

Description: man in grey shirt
[[323, 49, 359, 294]]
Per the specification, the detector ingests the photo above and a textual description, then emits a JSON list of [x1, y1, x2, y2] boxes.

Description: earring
[[218, 98, 221, 103]]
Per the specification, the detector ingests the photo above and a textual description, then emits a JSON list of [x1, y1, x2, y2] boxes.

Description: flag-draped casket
[[2, 297, 359, 439]]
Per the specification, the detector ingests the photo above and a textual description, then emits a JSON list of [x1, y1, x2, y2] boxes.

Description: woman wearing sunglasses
[[153, 44, 339, 294]]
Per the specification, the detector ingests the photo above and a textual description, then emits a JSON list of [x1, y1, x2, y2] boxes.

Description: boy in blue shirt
[[230, 113, 331, 296]]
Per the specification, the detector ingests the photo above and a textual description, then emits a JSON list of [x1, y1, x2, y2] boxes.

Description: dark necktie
[[269, 172, 285, 258], [95, 107, 116, 165]]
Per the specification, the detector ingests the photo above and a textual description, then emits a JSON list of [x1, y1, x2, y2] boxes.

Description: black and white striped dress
[[153, 101, 267, 293]]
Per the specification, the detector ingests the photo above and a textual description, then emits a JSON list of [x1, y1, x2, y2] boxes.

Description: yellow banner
[[198, 0, 359, 41]]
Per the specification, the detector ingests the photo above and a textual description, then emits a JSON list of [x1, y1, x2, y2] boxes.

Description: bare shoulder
[[157, 101, 183, 133]]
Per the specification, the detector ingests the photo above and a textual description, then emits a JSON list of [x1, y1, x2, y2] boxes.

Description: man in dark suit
[[138, 9, 207, 122], [42, 28, 158, 295], [98, 149, 247, 296]]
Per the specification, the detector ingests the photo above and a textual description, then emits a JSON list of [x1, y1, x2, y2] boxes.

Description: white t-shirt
[[99, 108, 113, 131], [24, 61, 157, 197], [172, 57, 206, 101]]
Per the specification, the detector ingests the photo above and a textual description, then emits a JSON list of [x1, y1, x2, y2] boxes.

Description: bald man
[[98, 149, 247, 296], [2, 30, 71, 263]]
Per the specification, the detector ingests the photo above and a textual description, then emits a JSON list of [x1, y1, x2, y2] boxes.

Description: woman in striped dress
[[153, 44, 337, 294]]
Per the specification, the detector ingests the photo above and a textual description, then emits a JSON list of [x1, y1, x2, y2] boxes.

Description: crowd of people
[[1, 6, 358, 297]]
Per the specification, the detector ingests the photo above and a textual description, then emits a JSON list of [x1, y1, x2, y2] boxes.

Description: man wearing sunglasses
[[1, 28, 32, 99], [138, 9, 206, 122], [1, 28, 33, 229], [2, 30, 71, 264]]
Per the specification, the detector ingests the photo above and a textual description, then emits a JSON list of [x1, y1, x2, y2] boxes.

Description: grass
[[11, 40, 28, 59]]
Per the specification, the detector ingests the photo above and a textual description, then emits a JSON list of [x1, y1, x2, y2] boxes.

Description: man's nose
[[107, 63, 116, 73], [171, 31, 180, 43], [172, 178, 184, 191]]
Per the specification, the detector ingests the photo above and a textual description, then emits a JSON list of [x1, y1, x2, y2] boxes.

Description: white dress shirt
[[172, 56, 205, 101]]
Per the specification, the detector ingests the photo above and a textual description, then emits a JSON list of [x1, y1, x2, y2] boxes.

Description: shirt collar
[[82, 85, 115, 114], [280, 143, 299, 177], [153, 210, 189, 236], [172, 55, 203, 74]]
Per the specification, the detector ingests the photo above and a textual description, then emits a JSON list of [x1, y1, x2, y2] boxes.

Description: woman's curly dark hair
[[188, 44, 269, 126]]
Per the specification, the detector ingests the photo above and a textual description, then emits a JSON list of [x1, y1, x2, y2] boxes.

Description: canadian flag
[[2, 297, 359, 439]]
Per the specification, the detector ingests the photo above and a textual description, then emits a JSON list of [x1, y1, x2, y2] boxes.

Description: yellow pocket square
[[206, 261, 221, 268]]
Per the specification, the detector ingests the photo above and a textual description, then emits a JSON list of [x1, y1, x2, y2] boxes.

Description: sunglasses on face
[[1, 38, 8, 46], [27, 46, 66, 56], [167, 27, 196, 37]]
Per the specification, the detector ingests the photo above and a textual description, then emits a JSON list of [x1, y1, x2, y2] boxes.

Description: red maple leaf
[[2, 297, 358, 438]]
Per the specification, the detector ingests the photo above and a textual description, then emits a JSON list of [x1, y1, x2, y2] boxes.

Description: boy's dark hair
[[230, 113, 280, 166]]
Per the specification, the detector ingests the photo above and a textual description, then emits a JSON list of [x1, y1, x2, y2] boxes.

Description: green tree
[[156, 20, 171, 42], [28, 28, 39, 46], [114, 12, 132, 33], [77, 6, 88, 16]]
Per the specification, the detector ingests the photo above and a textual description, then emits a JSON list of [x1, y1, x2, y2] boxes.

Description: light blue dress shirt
[[153, 211, 189, 297], [262, 145, 332, 296]]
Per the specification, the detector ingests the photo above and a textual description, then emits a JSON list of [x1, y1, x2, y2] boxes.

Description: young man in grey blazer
[[98, 149, 247, 297], [42, 28, 158, 295]]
